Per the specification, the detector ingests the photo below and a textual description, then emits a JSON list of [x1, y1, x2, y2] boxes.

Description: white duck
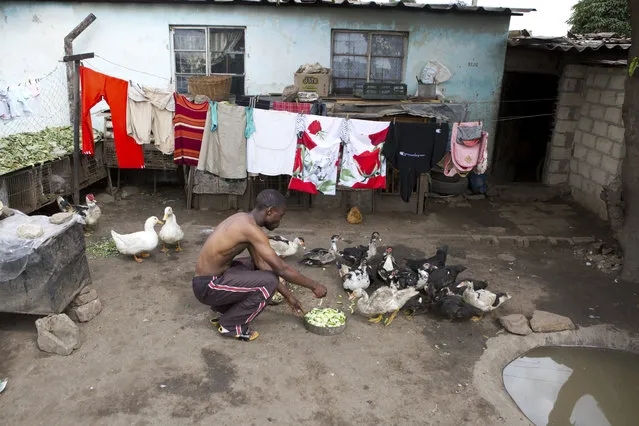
[[459, 281, 512, 313], [268, 235, 305, 257], [349, 274, 419, 326], [159, 206, 184, 252], [111, 216, 164, 262], [337, 259, 370, 292]]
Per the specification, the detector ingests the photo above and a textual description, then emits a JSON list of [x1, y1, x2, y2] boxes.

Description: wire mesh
[[0, 64, 70, 138], [249, 175, 308, 208]]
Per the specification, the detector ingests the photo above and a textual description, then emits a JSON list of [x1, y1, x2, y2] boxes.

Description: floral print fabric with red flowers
[[288, 116, 342, 195], [338, 119, 390, 189]]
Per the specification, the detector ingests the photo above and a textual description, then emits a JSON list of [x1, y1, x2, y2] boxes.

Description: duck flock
[[268, 232, 512, 326]]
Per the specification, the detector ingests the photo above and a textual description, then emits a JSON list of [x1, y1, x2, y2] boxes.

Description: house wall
[[546, 64, 626, 220], [0, 2, 510, 144]]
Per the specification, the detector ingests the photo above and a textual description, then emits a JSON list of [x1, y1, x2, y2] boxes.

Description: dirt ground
[[1, 186, 638, 425]]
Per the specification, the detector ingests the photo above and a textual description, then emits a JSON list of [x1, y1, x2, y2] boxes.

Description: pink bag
[[444, 121, 488, 177]]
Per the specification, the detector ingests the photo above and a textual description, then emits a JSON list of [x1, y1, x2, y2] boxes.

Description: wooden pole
[[64, 14, 96, 123], [63, 53, 94, 204]]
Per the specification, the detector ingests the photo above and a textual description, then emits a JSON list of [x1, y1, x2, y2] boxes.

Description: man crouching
[[193, 189, 327, 341]]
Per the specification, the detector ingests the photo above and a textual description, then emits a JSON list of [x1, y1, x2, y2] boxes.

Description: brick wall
[[546, 64, 626, 220]]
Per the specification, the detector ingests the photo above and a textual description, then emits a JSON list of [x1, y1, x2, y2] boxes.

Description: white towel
[[246, 109, 298, 176]]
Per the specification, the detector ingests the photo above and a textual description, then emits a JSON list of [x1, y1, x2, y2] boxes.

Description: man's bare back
[[195, 212, 260, 276]]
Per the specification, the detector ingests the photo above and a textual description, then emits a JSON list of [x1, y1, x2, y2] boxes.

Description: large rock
[[499, 314, 532, 336], [95, 193, 115, 204], [35, 314, 81, 356], [120, 186, 141, 200], [49, 212, 73, 225], [72, 287, 98, 306], [530, 310, 576, 333], [67, 298, 102, 322]]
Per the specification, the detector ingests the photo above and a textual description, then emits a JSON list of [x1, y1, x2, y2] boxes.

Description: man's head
[[254, 189, 287, 230]]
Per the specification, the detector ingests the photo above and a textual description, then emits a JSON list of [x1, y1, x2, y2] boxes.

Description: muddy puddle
[[503, 346, 639, 426]]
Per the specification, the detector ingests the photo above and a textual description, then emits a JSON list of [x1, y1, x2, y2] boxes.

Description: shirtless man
[[193, 189, 328, 341]]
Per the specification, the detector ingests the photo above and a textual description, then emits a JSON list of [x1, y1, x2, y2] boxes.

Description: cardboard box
[[294, 71, 332, 97]]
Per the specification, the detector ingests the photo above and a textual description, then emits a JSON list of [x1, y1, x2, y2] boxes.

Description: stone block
[[617, 92, 625, 106], [593, 74, 609, 88], [562, 93, 584, 106], [530, 310, 576, 333], [604, 107, 622, 124], [607, 125, 625, 143], [35, 314, 81, 356], [586, 73, 595, 87], [72, 287, 98, 306], [573, 144, 587, 160], [611, 143, 626, 159], [555, 120, 576, 133], [557, 106, 571, 120], [609, 74, 626, 90], [67, 298, 102, 323], [546, 173, 568, 185], [581, 132, 596, 148], [49, 212, 73, 225], [590, 168, 608, 186], [592, 121, 608, 137], [570, 158, 579, 172], [558, 159, 570, 173], [551, 133, 566, 147], [500, 314, 532, 336], [564, 65, 586, 78], [569, 172, 583, 189], [589, 105, 605, 120], [551, 146, 569, 160], [601, 155, 621, 175], [595, 137, 613, 154], [586, 151, 602, 167], [586, 89, 600, 103], [563, 78, 578, 92], [578, 118, 593, 132], [566, 131, 575, 145], [600, 90, 618, 106], [580, 104, 590, 117], [578, 162, 592, 179], [573, 130, 582, 144]]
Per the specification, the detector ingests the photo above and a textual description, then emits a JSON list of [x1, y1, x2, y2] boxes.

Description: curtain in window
[[210, 31, 243, 67]]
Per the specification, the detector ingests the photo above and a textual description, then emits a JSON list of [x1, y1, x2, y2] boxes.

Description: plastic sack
[[0, 210, 81, 282], [419, 61, 453, 85]]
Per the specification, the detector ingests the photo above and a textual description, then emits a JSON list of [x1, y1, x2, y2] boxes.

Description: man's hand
[[313, 284, 328, 298], [285, 295, 305, 316]]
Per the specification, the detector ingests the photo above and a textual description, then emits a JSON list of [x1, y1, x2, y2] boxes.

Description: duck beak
[[157, 220, 165, 225], [348, 292, 356, 301], [162, 213, 169, 221]]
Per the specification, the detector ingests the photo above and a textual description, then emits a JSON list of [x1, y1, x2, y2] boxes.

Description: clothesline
[[87, 55, 172, 83]]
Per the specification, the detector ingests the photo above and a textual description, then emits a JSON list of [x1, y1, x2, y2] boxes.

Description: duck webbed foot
[[368, 315, 384, 324], [384, 310, 399, 326]]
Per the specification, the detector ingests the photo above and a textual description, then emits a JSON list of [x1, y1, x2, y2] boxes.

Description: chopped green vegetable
[[86, 238, 119, 258], [0, 126, 103, 175], [304, 308, 346, 328]]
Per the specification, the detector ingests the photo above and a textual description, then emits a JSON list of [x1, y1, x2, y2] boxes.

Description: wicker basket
[[187, 75, 232, 101]]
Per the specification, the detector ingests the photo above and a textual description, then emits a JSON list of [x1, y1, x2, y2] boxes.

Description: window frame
[[330, 29, 409, 95], [170, 25, 247, 95]]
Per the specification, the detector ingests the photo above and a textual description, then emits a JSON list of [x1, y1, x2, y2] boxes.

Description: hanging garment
[[310, 101, 327, 116], [198, 102, 247, 179], [288, 115, 343, 195], [80, 66, 145, 168], [271, 101, 311, 114], [236, 96, 271, 110], [338, 118, 390, 189], [443, 122, 489, 177], [245, 107, 255, 139], [0, 89, 9, 120], [193, 170, 248, 195], [246, 109, 298, 176], [382, 121, 450, 202], [173, 93, 209, 166], [126, 82, 176, 154]]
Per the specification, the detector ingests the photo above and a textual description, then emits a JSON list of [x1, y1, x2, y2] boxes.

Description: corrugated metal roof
[[73, 0, 535, 16], [508, 33, 631, 52]]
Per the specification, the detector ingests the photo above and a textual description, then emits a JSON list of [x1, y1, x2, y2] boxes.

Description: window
[[172, 26, 245, 96], [331, 30, 408, 94]]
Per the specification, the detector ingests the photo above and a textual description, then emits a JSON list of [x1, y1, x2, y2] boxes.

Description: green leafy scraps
[[86, 238, 119, 258], [0, 126, 103, 176]]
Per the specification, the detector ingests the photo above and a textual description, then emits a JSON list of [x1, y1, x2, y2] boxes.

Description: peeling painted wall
[[0, 2, 510, 141]]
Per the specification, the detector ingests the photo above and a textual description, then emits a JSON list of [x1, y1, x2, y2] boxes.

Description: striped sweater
[[173, 94, 209, 166]]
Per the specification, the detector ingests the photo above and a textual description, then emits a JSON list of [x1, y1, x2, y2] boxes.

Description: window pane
[[176, 74, 197, 94], [333, 55, 367, 79], [174, 28, 206, 50], [370, 57, 403, 82], [209, 28, 245, 53], [371, 34, 405, 57], [333, 32, 368, 55], [175, 51, 206, 74], [211, 52, 244, 75]]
